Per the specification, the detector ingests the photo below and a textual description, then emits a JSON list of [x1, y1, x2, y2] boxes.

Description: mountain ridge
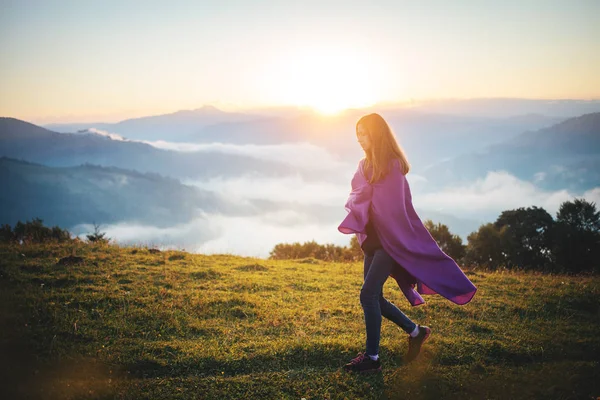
[[0, 118, 301, 181], [421, 112, 600, 191]]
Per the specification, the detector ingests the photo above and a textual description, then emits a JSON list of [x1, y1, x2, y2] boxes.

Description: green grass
[[1, 242, 599, 399]]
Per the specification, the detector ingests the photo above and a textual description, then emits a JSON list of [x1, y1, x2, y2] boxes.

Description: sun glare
[[266, 45, 380, 115]]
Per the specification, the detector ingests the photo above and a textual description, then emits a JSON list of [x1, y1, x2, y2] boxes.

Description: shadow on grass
[[386, 362, 458, 400], [189, 269, 222, 280], [0, 297, 116, 399], [234, 263, 269, 272], [541, 293, 600, 317], [123, 343, 394, 379], [435, 338, 600, 367]]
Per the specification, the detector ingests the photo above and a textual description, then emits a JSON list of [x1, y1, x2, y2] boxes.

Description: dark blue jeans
[[361, 248, 417, 356]]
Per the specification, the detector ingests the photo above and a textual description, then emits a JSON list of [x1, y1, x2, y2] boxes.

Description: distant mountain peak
[[169, 105, 226, 117], [1, 117, 44, 129], [0, 117, 59, 139], [196, 105, 222, 112]]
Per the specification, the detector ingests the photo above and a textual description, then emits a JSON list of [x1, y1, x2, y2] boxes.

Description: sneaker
[[343, 352, 382, 373], [405, 325, 432, 362]]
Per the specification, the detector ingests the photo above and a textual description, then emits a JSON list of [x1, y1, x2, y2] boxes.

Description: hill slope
[[422, 112, 600, 191], [1, 242, 598, 399], [0, 157, 240, 229]]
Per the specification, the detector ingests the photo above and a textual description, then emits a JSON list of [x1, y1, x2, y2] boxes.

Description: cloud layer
[[145, 140, 348, 169], [184, 174, 351, 206], [70, 132, 600, 257], [72, 166, 600, 258], [415, 170, 600, 220]]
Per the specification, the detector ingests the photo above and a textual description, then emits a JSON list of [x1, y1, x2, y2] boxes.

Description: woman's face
[[356, 124, 371, 152]]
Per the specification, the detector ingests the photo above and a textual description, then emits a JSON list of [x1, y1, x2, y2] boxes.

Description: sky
[[1, 0, 599, 123]]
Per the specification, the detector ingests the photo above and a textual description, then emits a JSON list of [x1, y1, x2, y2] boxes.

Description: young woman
[[339, 113, 477, 373]]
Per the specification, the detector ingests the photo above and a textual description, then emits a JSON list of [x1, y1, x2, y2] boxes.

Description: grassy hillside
[[1, 242, 598, 399]]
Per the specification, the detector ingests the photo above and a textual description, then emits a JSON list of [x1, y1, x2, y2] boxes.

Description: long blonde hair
[[357, 113, 410, 183]]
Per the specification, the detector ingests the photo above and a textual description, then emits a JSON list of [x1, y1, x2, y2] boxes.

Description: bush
[[270, 239, 362, 262], [86, 223, 110, 243], [0, 218, 72, 244]]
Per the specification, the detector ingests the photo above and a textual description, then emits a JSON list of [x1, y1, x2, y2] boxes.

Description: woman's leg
[[361, 249, 415, 356], [379, 294, 416, 334]]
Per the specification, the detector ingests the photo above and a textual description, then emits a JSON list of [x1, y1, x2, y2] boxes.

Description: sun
[[266, 45, 380, 115]]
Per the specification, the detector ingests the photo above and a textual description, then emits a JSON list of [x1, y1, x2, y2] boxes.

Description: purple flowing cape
[[338, 159, 477, 306]]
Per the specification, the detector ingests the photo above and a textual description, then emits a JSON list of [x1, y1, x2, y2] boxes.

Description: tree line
[[270, 199, 600, 274]]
